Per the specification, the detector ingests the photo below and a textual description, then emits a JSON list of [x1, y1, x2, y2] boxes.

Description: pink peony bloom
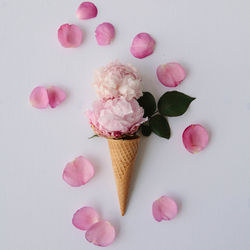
[[93, 61, 143, 101], [86, 97, 147, 138]]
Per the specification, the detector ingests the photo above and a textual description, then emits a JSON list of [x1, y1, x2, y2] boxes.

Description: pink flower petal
[[156, 63, 186, 87], [72, 207, 100, 230], [95, 23, 115, 46], [76, 2, 98, 20], [130, 32, 155, 59], [47, 86, 66, 108], [182, 124, 209, 153], [63, 156, 94, 187], [29, 86, 49, 109], [152, 196, 178, 222], [85, 220, 115, 247], [58, 24, 83, 48]]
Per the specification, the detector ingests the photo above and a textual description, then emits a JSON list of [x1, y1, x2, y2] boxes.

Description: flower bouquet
[[87, 61, 195, 215]]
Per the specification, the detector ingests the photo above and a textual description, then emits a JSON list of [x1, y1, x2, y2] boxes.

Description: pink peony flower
[[93, 61, 143, 101], [86, 97, 147, 138]]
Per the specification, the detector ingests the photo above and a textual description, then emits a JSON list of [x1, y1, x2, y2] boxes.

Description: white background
[[1, 0, 250, 249]]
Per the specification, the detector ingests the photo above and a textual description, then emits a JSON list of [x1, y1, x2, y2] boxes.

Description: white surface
[[0, 0, 250, 249]]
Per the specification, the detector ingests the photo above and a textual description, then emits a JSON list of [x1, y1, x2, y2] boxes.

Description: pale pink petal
[[72, 207, 100, 230], [47, 86, 66, 108], [95, 23, 115, 46], [29, 86, 49, 109], [58, 24, 83, 48], [157, 63, 186, 87], [130, 33, 155, 59], [182, 124, 209, 153], [85, 220, 115, 247], [63, 156, 94, 187], [76, 2, 98, 20], [152, 196, 178, 222]]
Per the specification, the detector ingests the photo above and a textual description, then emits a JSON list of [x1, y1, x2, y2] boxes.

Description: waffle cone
[[107, 137, 140, 216]]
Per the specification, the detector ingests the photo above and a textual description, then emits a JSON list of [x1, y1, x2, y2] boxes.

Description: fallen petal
[[157, 63, 186, 87], [182, 124, 209, 153], [85, 220, 115, 247], [76, 2, 98, 20], [58, 24, 83, 48], [63, 156, 94, 187], [130, 32, 155, 59], [152, 196, 178, 222], [95, 23, 115, 46], [72, 207, 100, 230], [47, 86, 66, 108], [29, 86, 49, 109]]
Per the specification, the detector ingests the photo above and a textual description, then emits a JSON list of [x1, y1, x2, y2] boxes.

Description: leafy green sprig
[[138, 91, 195, 139]]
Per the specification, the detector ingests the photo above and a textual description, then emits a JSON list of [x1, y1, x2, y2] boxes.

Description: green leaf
[[138, 92, 156, 117], [141, 124, 152, 136], [149, 114, 170, 139], [158, 91, 195, 117]]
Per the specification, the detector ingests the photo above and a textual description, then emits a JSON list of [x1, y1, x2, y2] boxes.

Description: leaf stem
[[88, 134, 98, 139], [151, 110, 159, 116]]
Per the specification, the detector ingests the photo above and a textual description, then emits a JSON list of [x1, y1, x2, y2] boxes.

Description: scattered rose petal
[[72, 207, 100, 230], [29, 86, 49, 109], [152, 196, 178, 222], [156, 63, 186, 87], [76, 2, 98, 20], [130, 32, 155, 59], [47, 86, 66, 108], [63, 156, 94, 187], [58, 24, 83, 48], [182, 124, 209, 153], [95, 23, 115, 46], [85, 220, 115, 247]]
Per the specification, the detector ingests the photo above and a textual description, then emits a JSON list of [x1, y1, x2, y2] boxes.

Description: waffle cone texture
[[107, 137, 140, 216]]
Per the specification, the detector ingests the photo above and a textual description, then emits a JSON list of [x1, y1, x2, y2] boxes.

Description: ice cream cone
[[107, 137, 140, 216]]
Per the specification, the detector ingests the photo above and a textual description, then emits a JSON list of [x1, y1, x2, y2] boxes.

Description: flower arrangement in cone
[[87, 61, 195, 215]]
